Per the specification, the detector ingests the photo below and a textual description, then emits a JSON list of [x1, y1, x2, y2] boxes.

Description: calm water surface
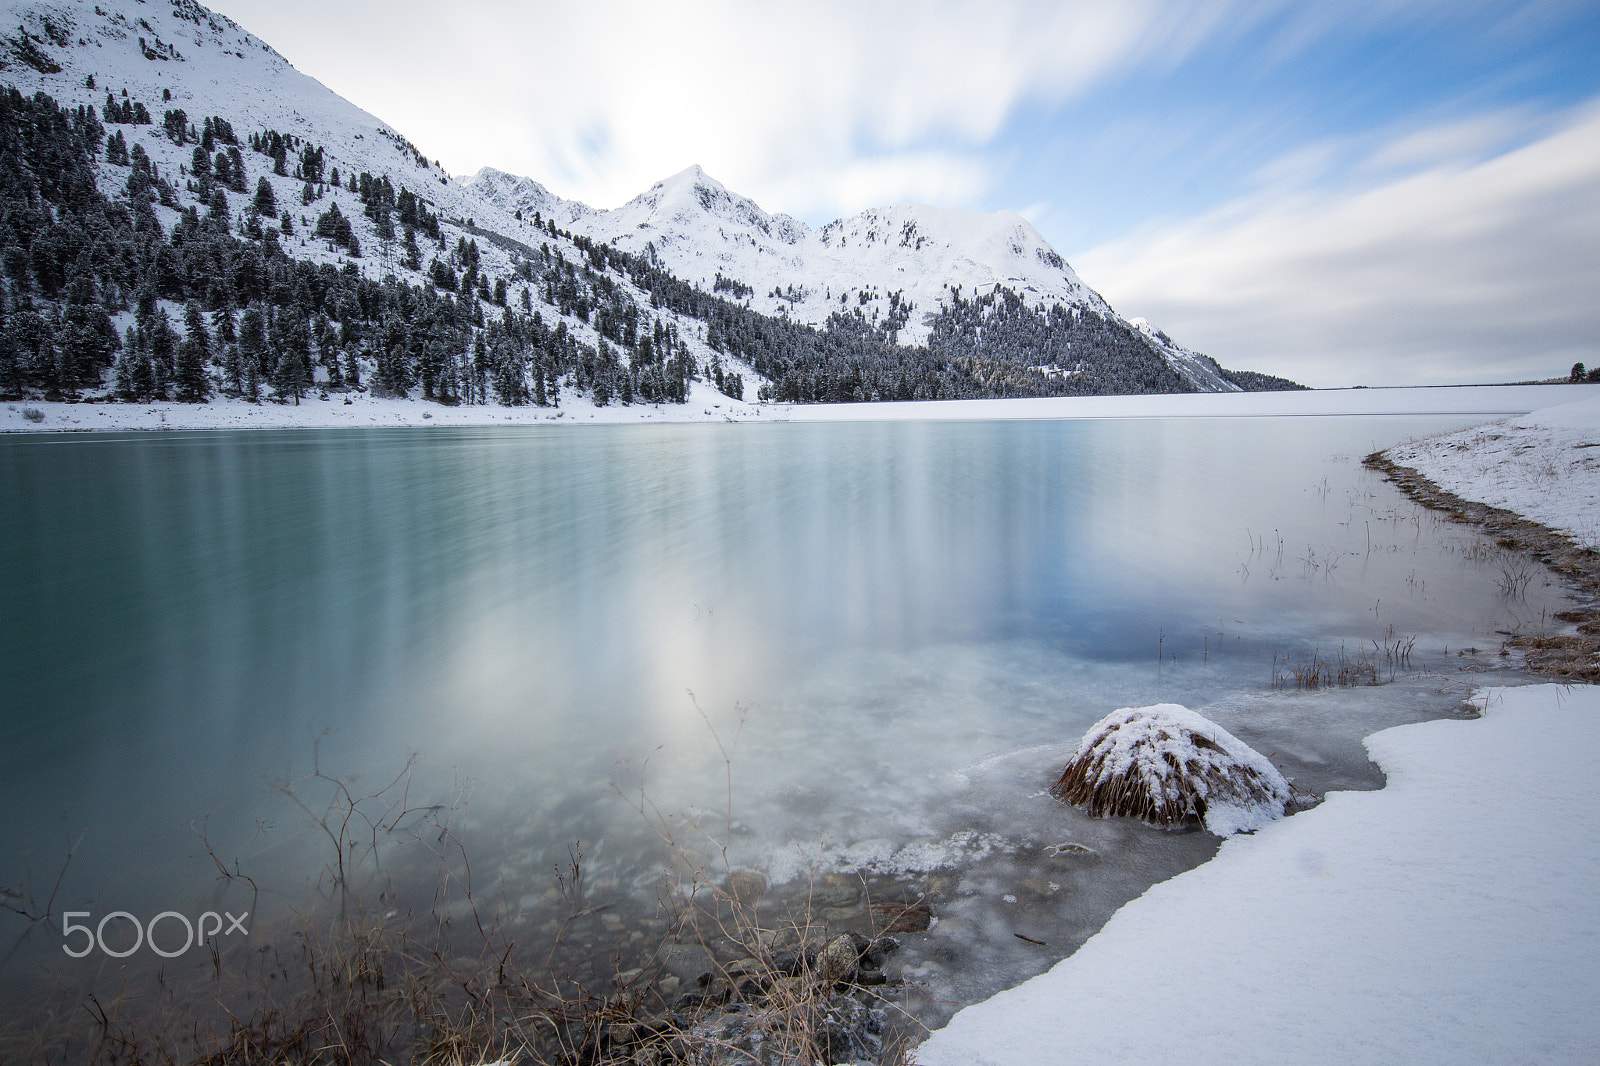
[[0, 416, 1569, 1023]]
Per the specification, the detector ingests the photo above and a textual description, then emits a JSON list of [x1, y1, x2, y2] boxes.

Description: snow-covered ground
[[0, 380, 772, 432], [5, 383, 1596, 434], [915, 683, 1600, 1065], [1386, 394, 1600, 550]]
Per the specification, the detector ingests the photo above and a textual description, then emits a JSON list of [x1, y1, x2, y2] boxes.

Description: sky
[[203, 0, 1599, 388]]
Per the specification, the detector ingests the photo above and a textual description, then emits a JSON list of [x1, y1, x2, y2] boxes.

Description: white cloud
[[763, 151, 994, 218], [451, 0, 1208, 213], [211, 0, 1262, 215], [1074, 100, 1600, 388], [1361, 110, 1535, 173]]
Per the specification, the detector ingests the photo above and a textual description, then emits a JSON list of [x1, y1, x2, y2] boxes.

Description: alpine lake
[[0, 410, 1574, 1052]]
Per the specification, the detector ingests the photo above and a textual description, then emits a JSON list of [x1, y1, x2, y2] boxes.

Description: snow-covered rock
[[1051, 703, 1293, 837]]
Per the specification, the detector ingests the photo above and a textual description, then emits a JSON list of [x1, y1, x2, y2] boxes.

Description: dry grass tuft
[[1051, 705, 1292, 833]]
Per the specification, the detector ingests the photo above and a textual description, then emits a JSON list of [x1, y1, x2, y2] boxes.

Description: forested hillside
[[0, 0, 1301, 411]]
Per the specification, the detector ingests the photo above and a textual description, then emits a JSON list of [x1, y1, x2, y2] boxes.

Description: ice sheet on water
[[750, 831, 1017, 886]]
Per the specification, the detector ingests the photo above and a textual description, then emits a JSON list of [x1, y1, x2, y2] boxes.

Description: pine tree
[[342, 344, 361, 389], [207, 188, 229, 232], [252, 176, 277, 218], [143, 309, 178, 399], [226, 146, 246, 192], [175, 301, 211, 402], [242, 350, 261, 401], [162, 108, 188, 144], [238, 305, 267, 380], [271, 319, 312, 403]]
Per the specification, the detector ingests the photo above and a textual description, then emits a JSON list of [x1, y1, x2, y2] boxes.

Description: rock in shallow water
[[818, 934, 859, 985], [1052, 703, 1293, 836]]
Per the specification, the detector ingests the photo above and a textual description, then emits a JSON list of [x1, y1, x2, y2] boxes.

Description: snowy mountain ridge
[[0, 0, 1282, 403], [0, 0, 764, 404], [463, 163, 1239, 391], [0, 0, 498, 234]]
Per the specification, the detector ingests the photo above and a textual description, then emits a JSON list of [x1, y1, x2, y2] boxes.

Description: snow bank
[[916, 683, 1600, 1065], [1386, 394, 1600, 549], [5, 383, 1595, 435], [1051, 704, 1291, 836], [0, 380, 770, 433]]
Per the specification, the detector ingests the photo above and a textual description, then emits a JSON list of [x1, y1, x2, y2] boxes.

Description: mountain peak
[[661, 163, 716, 188], [639, 163, 735, 211]]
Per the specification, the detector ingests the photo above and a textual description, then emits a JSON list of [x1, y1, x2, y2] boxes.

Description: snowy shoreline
[[916, 396, 1600, 1064], [1384, 394, 1600, 551], [915, 683, 1600, 1065], [3, 382, 1596, 435]]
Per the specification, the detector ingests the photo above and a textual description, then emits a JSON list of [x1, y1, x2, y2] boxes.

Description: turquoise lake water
[[0, 416, 1568, 1022]]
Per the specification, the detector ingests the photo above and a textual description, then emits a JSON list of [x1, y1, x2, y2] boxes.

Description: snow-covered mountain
[[464, 164, 1240, 392], [462, 166, 594, 231], [0, 0, 1291, 407], [0, 0, 584, 313], [0, 0, 755, 404], [0, 0, 485, 224]]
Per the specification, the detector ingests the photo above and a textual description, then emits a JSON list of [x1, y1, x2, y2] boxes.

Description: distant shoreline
[[4, 382, 1594, 435]]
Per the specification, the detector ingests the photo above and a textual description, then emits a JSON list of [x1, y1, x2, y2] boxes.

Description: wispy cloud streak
[[1076, 100, 1600, 387]]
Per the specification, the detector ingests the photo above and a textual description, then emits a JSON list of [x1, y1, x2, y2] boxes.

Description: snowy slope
[[0, 0, 597, 303], [464, 163, 1240, 391], [1127, 316, 1236, 392], [0, 0, 771, 395], [1, 0, 472, 231]]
